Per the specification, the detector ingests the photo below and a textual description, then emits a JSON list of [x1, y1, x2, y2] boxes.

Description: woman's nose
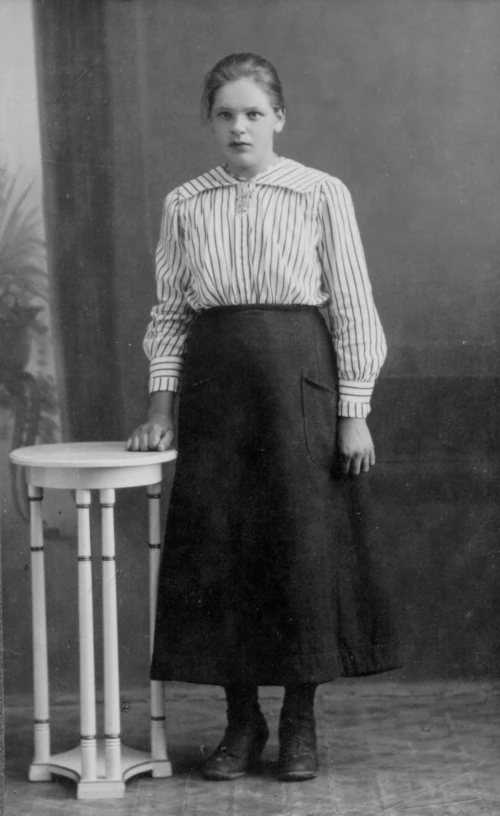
[[231, 117, 246, 134]]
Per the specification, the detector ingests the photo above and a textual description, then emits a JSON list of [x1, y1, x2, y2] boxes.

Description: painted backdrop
[[3, 0, 499, 696], [1, 0, 72, 699]]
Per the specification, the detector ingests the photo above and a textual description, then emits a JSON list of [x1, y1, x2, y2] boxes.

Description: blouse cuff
[[149, 356, 183, 394], [149, 376, 180, 394], [337, 379, 374, 418]]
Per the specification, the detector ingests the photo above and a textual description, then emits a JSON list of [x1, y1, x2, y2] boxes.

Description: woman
[[127, 53, 401, 782]]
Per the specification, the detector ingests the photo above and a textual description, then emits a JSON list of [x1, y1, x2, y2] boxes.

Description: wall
[[3, 0, 498, 697], [106, 0, 500, 681]]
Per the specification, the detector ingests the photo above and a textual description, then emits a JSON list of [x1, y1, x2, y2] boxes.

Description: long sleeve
[[317, 177, 387, 418], [143, 189, 195, 393]]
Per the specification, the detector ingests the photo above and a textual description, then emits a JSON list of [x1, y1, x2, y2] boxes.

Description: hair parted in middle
[[201, 53, 286, 120]]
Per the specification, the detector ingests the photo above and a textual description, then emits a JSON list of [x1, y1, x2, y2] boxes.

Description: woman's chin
[[226, 153, 254, 169]]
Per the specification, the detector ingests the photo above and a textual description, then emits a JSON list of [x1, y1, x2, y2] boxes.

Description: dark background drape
[[4, 0, 497, 695], [35, 0, 124, 441]]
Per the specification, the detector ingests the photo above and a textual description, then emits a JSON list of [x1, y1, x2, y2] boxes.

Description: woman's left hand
[[337, 417, 375, 476]]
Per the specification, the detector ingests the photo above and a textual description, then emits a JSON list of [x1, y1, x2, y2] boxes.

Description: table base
[[29, 742, 173, 799]]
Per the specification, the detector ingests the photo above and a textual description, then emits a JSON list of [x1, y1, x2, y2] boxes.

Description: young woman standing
[[127, 53, 401, 782]]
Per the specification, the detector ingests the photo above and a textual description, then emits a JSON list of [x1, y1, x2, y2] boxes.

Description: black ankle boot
[[277, 684, 319, 781], [201, 686, 269, 780]]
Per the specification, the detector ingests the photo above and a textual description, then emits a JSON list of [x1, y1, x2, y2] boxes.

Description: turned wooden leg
[[147, 483, 170, 774], [100, 488, 122, 781], [28, 484, 51, 781], [76, 489, 97, 782]]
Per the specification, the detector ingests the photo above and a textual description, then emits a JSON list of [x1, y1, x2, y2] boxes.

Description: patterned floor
[[5, 680, 500, 816]]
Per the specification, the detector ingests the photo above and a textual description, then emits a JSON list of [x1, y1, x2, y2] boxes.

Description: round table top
[[10, 441, 177, 469]]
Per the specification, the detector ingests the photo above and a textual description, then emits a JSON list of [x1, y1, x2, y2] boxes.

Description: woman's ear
[[274, 108, 286, 134]]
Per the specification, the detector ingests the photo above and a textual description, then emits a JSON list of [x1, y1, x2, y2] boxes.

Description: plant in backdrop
[[0, 158, 59, 518]]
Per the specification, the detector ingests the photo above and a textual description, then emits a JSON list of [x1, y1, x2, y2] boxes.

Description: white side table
[[9, 441, 177, 800]]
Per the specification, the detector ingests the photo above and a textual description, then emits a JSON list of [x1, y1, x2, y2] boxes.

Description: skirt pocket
[[301, 375, 338, 472]]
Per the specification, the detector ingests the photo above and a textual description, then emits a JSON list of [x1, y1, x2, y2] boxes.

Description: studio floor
[[4, 680, 500, 816]]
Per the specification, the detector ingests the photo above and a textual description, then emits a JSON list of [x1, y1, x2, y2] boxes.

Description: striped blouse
[[144, 157, 387, 418]]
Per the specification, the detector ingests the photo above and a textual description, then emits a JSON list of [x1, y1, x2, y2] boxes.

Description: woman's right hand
[[126, 414, 174, 452]]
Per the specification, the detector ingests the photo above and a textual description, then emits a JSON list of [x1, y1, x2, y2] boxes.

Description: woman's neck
[[224, 153, 280, 181]]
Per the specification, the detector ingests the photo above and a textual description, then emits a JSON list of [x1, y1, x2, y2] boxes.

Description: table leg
[[148, 483, 171, 777], [28, 485, 52, 782], [100, 488, 122, 782], [76, 489, 98, 782]]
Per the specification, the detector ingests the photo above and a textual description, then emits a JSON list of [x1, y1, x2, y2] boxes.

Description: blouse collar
[[177, 157, 323, 200]]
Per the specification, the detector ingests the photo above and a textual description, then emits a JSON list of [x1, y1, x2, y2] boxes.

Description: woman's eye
[[247, 111, 262, 120], [218, 111, 231, 120]]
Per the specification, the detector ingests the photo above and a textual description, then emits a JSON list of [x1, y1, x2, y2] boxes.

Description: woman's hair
[[201, 53, 285, 120]]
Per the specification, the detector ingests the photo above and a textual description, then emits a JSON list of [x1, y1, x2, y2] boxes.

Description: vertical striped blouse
[[144, 157, 387, 418]]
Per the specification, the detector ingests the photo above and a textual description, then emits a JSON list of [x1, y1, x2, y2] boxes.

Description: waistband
[[199, 303, 322, 316]]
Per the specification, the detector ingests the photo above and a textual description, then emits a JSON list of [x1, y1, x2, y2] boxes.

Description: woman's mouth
[[230, 142, 251, 149]]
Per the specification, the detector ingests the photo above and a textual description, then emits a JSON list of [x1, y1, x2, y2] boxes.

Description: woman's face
[[210, 78, 285, 179]]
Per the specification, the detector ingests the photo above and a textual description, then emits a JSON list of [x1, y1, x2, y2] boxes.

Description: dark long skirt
[[150, 305, 402, 686]]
